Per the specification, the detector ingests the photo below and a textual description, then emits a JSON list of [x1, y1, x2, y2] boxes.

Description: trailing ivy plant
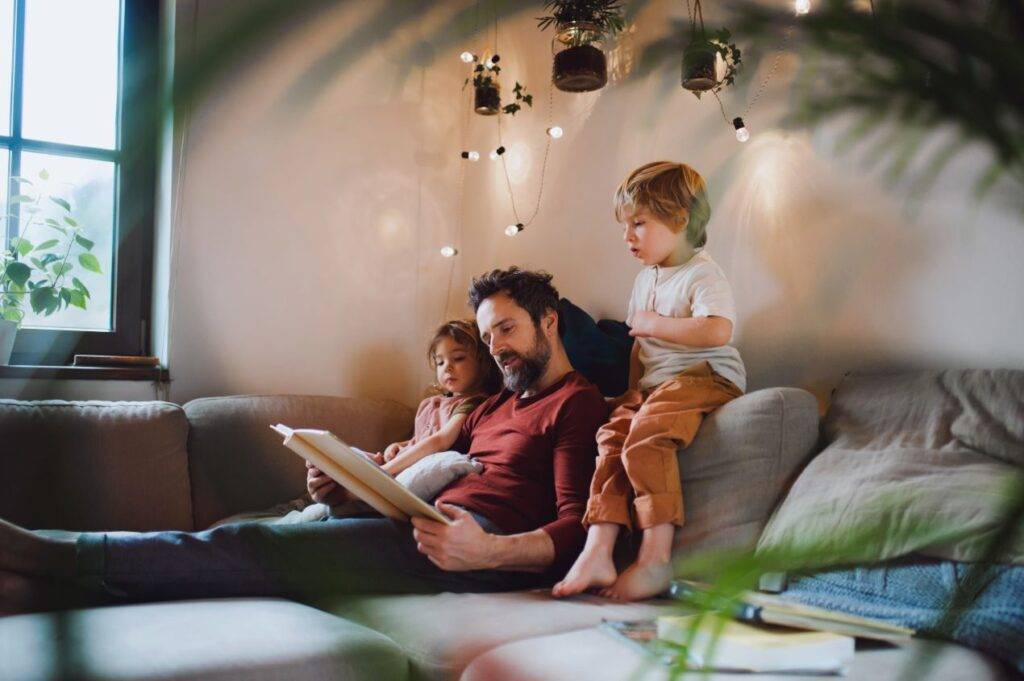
[[463, 58, 533, 116], [0, 170, 100, 324]]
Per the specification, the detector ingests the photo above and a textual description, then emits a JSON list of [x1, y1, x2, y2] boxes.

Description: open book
[[271, 424, 452, 526]]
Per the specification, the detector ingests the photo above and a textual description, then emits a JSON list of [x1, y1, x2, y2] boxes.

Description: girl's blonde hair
[[613, 161, 711, 248], [427, 319, 501, 395]]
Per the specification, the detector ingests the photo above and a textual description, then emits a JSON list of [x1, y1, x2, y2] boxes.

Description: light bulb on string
[[794, 0, 810, 15], [732, 117, 750, 143], [460, 51, 475, 63], [440, 246, 458, 258], [484, 54, 499, 69], [546, 126, 564, 139], [504, 223, 524, 237], [461, 150, 480, 162], [489, 146, 506, 161]]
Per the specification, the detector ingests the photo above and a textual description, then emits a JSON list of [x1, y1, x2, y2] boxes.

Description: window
[[2, 0, 158, 365]]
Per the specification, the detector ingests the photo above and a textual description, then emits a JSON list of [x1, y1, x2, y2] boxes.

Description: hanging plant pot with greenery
[[465, 56, 533, 116], [538, 1, 624, 93], [680, 0, 741, 99]]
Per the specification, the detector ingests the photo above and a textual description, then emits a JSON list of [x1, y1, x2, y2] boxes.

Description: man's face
[[476, 292, 553, 394]]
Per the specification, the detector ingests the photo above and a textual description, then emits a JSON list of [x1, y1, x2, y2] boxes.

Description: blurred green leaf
[[78, 253, 101, 273]]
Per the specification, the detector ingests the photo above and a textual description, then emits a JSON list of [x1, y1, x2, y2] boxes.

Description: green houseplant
[[0, 170, 101, 364], [537, 0, 625, 92], [464, 56, 532, 116]]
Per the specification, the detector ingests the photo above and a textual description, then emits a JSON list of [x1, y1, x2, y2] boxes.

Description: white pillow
[[396, 450, 483, 501]]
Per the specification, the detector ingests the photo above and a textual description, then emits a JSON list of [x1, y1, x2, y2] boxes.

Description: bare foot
[[552, 548, 617, 598], [599, 559, 672, 601]]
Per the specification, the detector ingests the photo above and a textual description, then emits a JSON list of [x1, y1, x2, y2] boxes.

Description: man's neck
[[519, 347, 574, 399]]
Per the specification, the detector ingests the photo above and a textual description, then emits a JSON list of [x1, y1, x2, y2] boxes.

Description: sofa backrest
[[184, 395, 415, 529], [674, 387, 820, 557], [0, 399, 192, 531]]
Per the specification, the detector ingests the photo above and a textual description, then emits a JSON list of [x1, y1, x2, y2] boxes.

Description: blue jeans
[[781, 560, 1024, 674], [75, 512, 548, 604]]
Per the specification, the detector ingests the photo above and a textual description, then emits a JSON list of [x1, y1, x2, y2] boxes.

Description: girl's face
[[433, 336, 482, 395], [621, 206, 693, 268]]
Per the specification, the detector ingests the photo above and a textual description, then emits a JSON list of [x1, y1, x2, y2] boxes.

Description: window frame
[[5, 0, 159, 366]]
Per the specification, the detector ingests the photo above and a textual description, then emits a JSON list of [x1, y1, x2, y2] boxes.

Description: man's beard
[[496, 332, 552, 394]]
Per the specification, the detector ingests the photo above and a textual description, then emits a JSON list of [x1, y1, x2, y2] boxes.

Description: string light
[[504, 223, 524, 237], [489, 145, 506, 160], [794, 0, 811, 15], [460, 51, 475, 63], [484, 54, 500, 69], [546, 126, 563, 139], [460, 150, 480, 161], [440, 245, 458, 258], [733, 117, 750, 142]]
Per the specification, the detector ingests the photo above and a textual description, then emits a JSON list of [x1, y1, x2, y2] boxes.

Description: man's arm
[[411, 504, 554, 573]]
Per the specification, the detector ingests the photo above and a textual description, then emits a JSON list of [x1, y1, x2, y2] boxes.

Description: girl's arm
[[629, 311, 732, 348], [382, 412, 469, 477]]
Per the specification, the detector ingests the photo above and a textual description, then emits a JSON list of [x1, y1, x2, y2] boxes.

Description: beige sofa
[[0, 390, 1007, 680]]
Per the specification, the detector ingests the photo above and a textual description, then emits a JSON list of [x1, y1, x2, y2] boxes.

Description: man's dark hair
[[468, 267, 564, 335]]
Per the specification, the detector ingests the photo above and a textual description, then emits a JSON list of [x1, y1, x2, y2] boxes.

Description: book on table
[[669, 580, 914, 642], [600, 617, 856, 675], [270, 424, 452, 526]]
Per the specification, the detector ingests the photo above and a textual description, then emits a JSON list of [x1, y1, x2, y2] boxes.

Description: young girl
[[307, 319, 501, 508]]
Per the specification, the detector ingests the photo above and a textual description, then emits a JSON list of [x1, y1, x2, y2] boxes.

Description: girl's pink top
[[411, 392, 486, 443]]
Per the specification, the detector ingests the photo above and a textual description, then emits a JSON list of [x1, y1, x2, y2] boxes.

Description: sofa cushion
[[0, 599, 408, 681], [757, 371, 1024, 567], [325, 590, 678, 681], [184, 395, 414, 530], [674, 387, 819, 557], [942, 369, 1024, 467], [0, 400, 191, 531]]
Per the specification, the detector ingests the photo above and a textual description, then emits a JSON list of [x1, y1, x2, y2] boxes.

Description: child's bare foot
[[551, 548, 617, 598], [599, 559, 672, 601], [551, 522, 620, 598], [599, 522, 675, 602]]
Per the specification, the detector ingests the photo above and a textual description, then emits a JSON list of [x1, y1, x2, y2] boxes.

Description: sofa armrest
[[184, 394, 415, 529], [675, 387, 820, 557]]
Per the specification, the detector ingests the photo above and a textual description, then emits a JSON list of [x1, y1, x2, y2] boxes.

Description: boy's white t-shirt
[[627, 249, 747, 393]]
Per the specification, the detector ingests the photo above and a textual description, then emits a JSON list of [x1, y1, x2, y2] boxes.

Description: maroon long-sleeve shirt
[[437, 370, 609, 577]]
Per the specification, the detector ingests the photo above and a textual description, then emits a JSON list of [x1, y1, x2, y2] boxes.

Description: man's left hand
[[411, 503, 496, 571]]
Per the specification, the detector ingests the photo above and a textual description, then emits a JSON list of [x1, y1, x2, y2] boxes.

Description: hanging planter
[[474, 82, 501, 115], [538, 1, 624, 93], [680, 1, 742, 99], [552, 21, 607, 92], [464, 55, 533, 116]]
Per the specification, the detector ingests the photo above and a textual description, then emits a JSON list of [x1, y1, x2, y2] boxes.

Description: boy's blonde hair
[[613, 161, 711, 248]]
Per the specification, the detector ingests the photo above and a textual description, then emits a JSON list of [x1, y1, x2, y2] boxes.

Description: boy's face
[[621, 206, 692, 268]]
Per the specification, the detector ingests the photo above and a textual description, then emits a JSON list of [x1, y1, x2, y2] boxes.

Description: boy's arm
[[629, 310, 732, 348], [382, 413, 468, 476]]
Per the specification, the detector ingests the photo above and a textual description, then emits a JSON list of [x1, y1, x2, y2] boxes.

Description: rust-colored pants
[[584, 361, 742, 531]]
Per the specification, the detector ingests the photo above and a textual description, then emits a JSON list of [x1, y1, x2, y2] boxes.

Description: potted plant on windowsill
[[0, 171, 101, 365], [537, 0, 625, 93]]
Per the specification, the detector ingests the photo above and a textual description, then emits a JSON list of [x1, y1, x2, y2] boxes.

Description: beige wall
[[3, 0, 1021, 404]]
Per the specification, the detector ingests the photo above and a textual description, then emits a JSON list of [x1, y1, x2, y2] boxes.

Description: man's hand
[[382, 442, 403, 462], [628, 310, 660, 338], [411, 503, 496, 571], [305, 461, 352, 507]]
